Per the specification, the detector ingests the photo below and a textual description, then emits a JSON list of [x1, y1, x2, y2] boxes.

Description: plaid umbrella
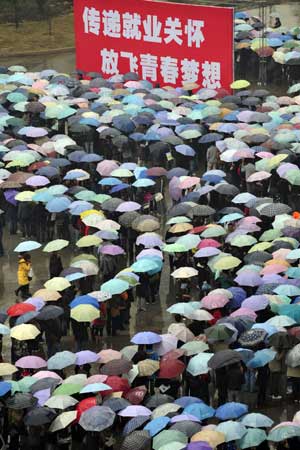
[[123, 416, 149, 436], [259, 203, 292, 217], [120, 430, 151, 450], [214, 184, 240, 196]]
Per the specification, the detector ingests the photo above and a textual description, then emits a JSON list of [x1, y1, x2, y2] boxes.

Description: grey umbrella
[[120, 430, 151, 450], [30, 377, 60, 394], [214, 183, 240, 196], [145, 394, 174, 409], [37, 306, 64, 321], [6, 393, 37, 410], [103, 397, 131, 412], [119, 211, 140, 228], [102, 198, 124, 212], [79, 405, 115, 432], [167, 203, 193, 218], [244, 251, 272, 265], [24, 407, 56, 426], [170, 421, 202, 437], [208, 350, 242, 370], [189, 205, 216, 217], [259, 203, 291, 217]]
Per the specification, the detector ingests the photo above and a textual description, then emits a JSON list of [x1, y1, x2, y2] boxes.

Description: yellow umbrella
[[71, 254, 98, 264], [137, 359, 160, 377], [0, 363, 18, 376], [213, 256, 241, 271], [10, 324, 40, 341], [15, 191, 35, 202], [80, 209, 104, 219], [44, 277, 71, 291], [191, 430, 225, 447], [230, 80, 250, 89], [248, 242, 273, 253], [43, 239, 69, 252], [76, 235, 102, 248], [70, 305, 100, 322], [49, 410, 77, 433], [169, 223, 193, 233], [34, 288, 61, 302]]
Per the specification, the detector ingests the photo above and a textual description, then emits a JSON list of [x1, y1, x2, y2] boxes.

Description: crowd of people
[[0, 11, 300, 448]]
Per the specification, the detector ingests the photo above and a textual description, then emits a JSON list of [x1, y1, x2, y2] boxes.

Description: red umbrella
[[76, 397, 97, 420], [27, 161, 49, 172], [198, 239, 221, 249], [146, 167, 167, 177], [158, 359, 185, 378], [7, 303, 36, 317], [161, 349, 185, 362], [106, 376, 130, 393], [124, 386, 147, 405], [189, 225, 208, 235]]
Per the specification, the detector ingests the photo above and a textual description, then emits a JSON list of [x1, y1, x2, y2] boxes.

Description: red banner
[[74, 0, 234, 90]]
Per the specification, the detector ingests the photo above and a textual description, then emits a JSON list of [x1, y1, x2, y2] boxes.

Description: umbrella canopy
[[79, 405, 116, 431]]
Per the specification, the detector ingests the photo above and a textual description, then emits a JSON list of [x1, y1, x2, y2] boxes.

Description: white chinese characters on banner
[[102, 10, 121, 38], [99, 49, 222, 87], [143, 15, 162, 43], [122, 12, 142, 40], [164, 17, 183, 45], [82, 7, 101, 35], [202, 61, 221, 89], [185, 19, 205, 48]]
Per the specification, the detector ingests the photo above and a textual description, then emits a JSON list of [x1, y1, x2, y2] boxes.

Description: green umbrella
[[205, 324, 235, 341], [216, 421, 247, 442], [158, 443, 186, 450], [163, 243, 186, 253], [75, 190, 97, 202], [259, 229, 282, 242], [288, 83, 300, 94], [268, 425, 300, 442], [45, 395, 78, 410], [53, 383, 82, 396], [176, 234, 200, 250], [49, 410, 77, 433], [153, 430, 187, 450], [201, 225, 226, 238], [230, 235, 257, 247], [7, 92, 27, 103], [285, 169, 300, 185], [180, 341, 209, 356], [239, 429, 267, 449], [11, 377, 36, 394], [43, 239, 69, 253], [93, 194, 112, 204], [45, 104, 76, 120], [186, 353, 214, 376]]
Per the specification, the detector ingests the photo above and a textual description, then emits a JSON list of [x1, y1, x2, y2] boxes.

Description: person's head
[[24, 253, 31, 262], [174, 314, 182, 323]]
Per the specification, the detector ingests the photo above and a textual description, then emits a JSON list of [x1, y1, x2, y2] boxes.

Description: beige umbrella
[[171, 267, 198, 279], [152, 403, 181, 419], [169, 223, 193, 234], [137, 359, 160, 377], [44, 277, 71, 291], [34, 288, 61, 302], [168, 323, 195, 343], [10, 324, 40, 341], [49, 410, 77, 432], [0, 363, 18, 376], [45, 395, 78, 410]]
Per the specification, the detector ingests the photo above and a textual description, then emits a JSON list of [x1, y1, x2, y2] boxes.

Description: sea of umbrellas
[[235, 11, 300, 66], [1, 58, 300, 449]]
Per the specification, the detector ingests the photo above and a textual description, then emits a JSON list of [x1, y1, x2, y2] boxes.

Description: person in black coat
[[49, 252, 63, 279]]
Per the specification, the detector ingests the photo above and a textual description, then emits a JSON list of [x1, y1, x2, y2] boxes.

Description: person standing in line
[[15, 253, 32, 299]]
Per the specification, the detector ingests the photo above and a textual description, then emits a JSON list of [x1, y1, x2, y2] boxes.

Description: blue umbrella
[[130, 132, 145, 141], [215, 402, 248, 420], [46, 196, 71, 213], [241, 413, 274, 428], [16, 311, 39, 325], [65, 272, 86, 282], [36, 166, 59, 178], [14, 240, 41, 252], [235, 348, 255, 364], [247, 349, 276, 369], [112, 116, 135, 134], [109, 183, 130, 194], [68, 151, 87, 162], [174, 397, 203, 408], [184, 403, 215, 420], [70, 295, 99, 309], [0, 324, 10, 335], [69, 201, 94, 215], [228, 287, 247, 308], [133, 178, 155, 188], [144, 417, 170, 437], [49, 158, 70, 168], [0, 382, 11, 396], [239, 428, 267, 449], [80, 383, 111, 394], [131, 331, 161, 345], [199, 133, 223, 144], [251, 323, 278, 336], [81, 153, 102, 163], [32, 190, 54, 203], [98, 178, 121, 186], [97, 230, 119, 240], [131, 259, 160, 273], [202, 174, 223, 184], [167, 167, 188, 179], [216, 420, 247, 442], [175, 145, 195, 157], [101, 279, 129, 295], [218, 213, 244, 224]]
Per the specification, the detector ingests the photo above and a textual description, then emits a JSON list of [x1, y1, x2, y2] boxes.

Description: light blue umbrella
[[80, 383, 111, 394], [101, 279, 129, 295], [239, 429, 267, 449], [215, 402, 248, 420], [247, 349, 276, 369], [133, 178, 155, 188], [131, 331, 161, 345], [241, 413, 274, 428], [0, 324, 10, 335], [184, 403, 215, 420], [14, 240, 41, 252], [218, 213, 244, 224], [216, 420, 247, 442], [232, 193, 257, 204], [286, 249, 300, 260], [69, 201, 94, 215], [98, 178, 122, 186], [46, 196, 71, 213], [274, 284, 300, 296], [131, 258, 160, 273], [48, 185, 68, 196], [32, 190, 54, 203], [268, 425, 300, 442], [167, 303, 195, 316], [176, 234, 200, 250], [286, 267, 300, 278], [186, 353, 214, 376], [144, 416, 170, 437], [47, 351, 76, 370]]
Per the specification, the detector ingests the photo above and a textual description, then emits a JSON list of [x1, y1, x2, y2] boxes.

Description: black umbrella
[[37, 306, 64, 321], [120, 430, 151, 450], [119, 211, 140, 228], [189, 205, 216, 217], [102, 198, 124, 212], [25, 102, 45, 114], [208, 350, 242, 369], [269, 332, 298, 350], [214, 183, 239, 196], [219, 207, 243, 215], [24, 407, 56, 426], [103, 397, 131, 412], [244, 251, 272, 265], [99, 127, 122, 138], [145, 394, 174, 409], [6, 393, 37, 410]]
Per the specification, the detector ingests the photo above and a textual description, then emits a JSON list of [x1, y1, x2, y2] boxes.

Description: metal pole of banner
[[257, 4, 267, 87]]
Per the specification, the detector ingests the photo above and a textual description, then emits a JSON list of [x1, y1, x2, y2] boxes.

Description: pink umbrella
[[32, 370, 63, 381], [201, 294, 229, 310], [179, 176, 200, 190], [256, 151, 274, 159], [239, 216, 262, 225], [96, 160, 119, 176], [84, 374, 108, 385], [230, 308, 257, 320], [272, 249, 291, 260], [237, 111, 255, 122], [198, 239, 221, 249], [260, 264, 288, 276], [25, 175, 50, 187], [169, 176, 182, 201], [116, 201, 141, 213], [98, 349, 122, 364], [15, 356, 47, 369], [99, 245, 125, 256], [247, 171, 272, 182]]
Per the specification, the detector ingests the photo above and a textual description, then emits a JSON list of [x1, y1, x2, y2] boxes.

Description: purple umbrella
[[118, 405, 152, 417], [76, 350, 99, 365], [167, 167, 188, 179], [194, 247, 221, 258], [136, 249, 163, 260], [234, 270, 263, 287], [99, 245, 125, 256], [169, 176, 182, 201], [261, 274, 284, 284], [136, 233, 163, 248], [18, 126, 48, 137], [15, 356, 47, 369], [242, 295, 269, 311], [131, 331, 162, 345], [116, 201, 141, 213], [24, 297, 45, 310], [197, 185, 215, 197], [184, 442, 213, 450], [26, 175, 50, 187], [33, 388, 51, 407], [4, 189, 18, 205], [170, 414, 200, 423]]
